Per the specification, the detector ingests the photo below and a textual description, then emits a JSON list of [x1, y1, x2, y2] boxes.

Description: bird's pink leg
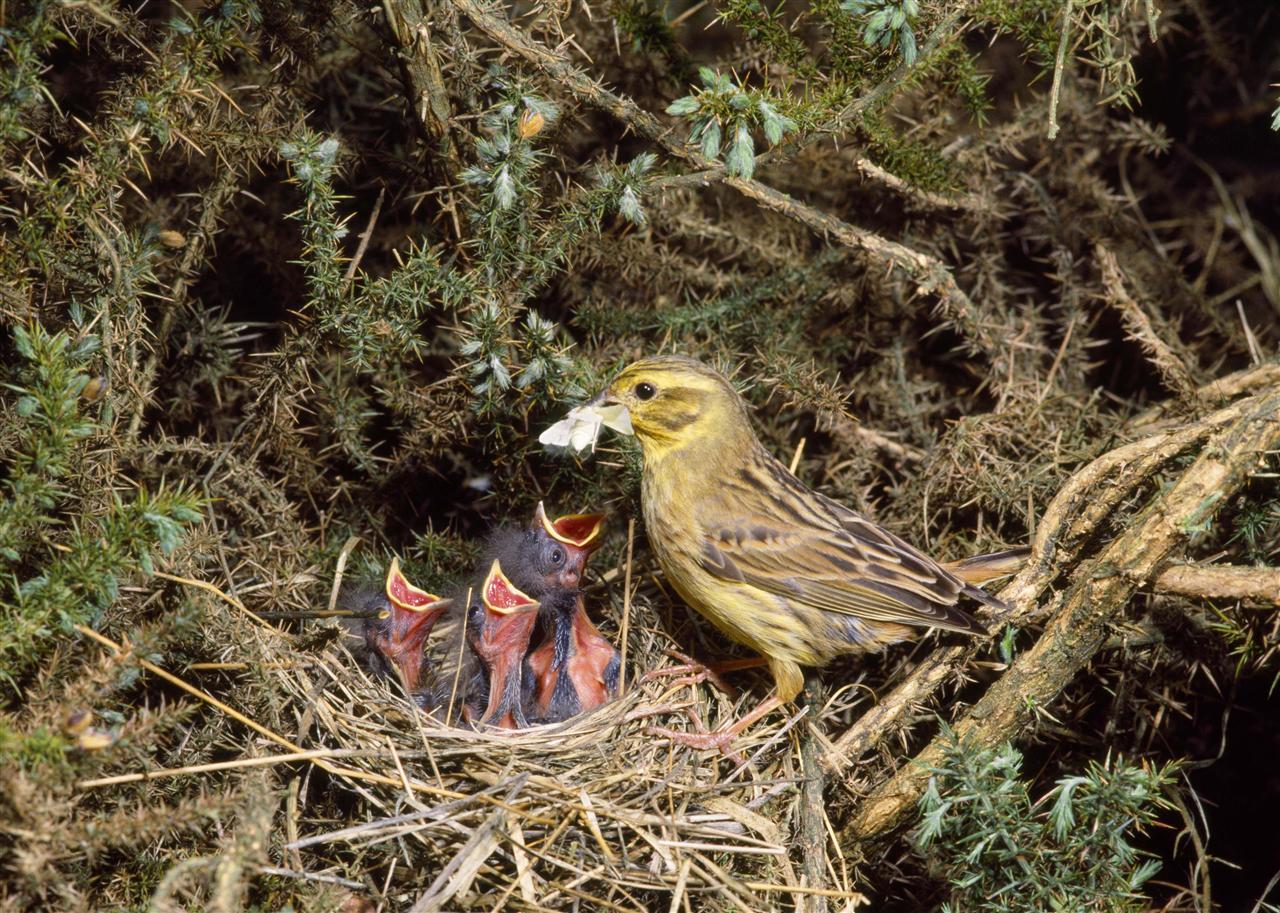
[[646, 694, 785, 757]]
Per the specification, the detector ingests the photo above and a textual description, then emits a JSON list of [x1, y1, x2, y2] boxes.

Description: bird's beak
[[590, 376, 630, 407], [481, 560, 539, 615], [536, 501, 606, 550]]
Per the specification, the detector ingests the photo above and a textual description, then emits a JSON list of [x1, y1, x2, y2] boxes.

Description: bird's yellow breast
[[641, 463, 825, 667]]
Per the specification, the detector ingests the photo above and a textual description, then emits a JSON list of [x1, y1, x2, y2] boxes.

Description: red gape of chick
[[362, 557, 451, 696], [520, 503, 620, 722]]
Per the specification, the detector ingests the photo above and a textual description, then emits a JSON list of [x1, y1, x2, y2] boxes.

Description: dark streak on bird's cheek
[[656, 410, 697, 432]]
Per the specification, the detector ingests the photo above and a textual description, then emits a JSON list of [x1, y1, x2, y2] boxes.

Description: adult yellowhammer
[[593, 355, 1023, 750]]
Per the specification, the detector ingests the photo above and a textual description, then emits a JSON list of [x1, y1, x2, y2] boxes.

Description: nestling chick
[[526, 588, 620, 721], [457, 512, 589, 723], [464, 559, 541, 728], [593, 356, 1016, 750], [354, 557, 451, 703], [486, 502, 601, 594], [460, 504, 619, 725], [520, 503, 619, 722]]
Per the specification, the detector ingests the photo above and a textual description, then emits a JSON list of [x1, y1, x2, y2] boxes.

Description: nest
[[258, 564, 872, 911]]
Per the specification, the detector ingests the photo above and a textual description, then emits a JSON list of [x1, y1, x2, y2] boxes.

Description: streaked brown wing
[[697, 454, 994, 633]]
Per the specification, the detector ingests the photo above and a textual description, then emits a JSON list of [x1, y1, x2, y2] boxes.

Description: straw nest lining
[[264, 566, 872, 911]]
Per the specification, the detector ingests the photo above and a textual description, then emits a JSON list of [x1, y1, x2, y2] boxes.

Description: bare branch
[[1154, 563, 1280, 606], [443, 0, 996, 362], [841, 386, 1280, 840]]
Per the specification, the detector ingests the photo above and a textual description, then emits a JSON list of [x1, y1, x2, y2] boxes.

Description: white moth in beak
[[539, 402, 633, 452]]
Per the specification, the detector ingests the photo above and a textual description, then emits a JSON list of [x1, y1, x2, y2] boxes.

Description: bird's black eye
[[550, 547, 565, 566], [635, 382, 656, 401]]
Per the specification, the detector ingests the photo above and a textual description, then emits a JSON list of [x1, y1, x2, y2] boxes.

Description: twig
[[620, 518, 636, 694], [187, 661, 299, 670], [343, 189, 384, 284], [257, 866, 365, 890], [1046, 0, 1073, 140], [1153, 563, 1280, 606], [1237, 300, 1264, 365], [154, 571, 281, 632], [320, 528, 358, 613], [255, 610, 376, 620], [1039, 314, 1076, 402], [798, 676, 829, 913], [443, 0, 1000, 364], [1170, 785, 1214, 913], [382, 0, 460, 172], [851, 155, 988, 213], [1096, 244, 1199, 401], [788, 437, 806, 474], [740, 883, 868, 902], [77, 748, 363, 788], [667, 858, 692, 913], [842, 386, 1280, 840], [445, 585, 473, 726]]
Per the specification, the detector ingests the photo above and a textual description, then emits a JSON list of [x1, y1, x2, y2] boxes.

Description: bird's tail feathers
[[943, 546, 1031, 585]]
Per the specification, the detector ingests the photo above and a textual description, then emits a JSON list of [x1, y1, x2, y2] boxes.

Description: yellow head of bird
[[598, 355, 751, 456]]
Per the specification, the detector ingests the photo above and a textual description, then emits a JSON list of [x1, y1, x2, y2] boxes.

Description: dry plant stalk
[[1096, 244, 1200, 402]]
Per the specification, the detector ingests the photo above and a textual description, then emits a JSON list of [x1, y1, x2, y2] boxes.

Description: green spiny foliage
[[0, 1, 64, 144], [842, 0, 921, 65], [0, 327, 99, 561], [915, 729, 1175, 913], [0, 324, 204, 688], [0, 0, 1276, 906], [666, 68, 799, 178]]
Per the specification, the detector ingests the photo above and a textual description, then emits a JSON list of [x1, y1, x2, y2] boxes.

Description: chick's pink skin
[[467, 562, 539, 729], [565, 608, 619, 710], [469, 608, 538, 728], [527, 596, 619, 718], [521, 507, 619, 720], [363, 560, 449, 695], [367, 603, 446, 693]]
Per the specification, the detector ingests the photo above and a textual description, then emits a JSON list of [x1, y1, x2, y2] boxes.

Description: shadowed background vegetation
[[2, 0, 1279, 909]]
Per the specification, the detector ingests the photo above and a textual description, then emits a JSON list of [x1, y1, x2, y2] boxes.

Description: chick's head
[[487, 525, 584, 595]]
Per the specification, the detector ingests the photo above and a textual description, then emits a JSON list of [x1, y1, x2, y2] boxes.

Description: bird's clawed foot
[[641, 649, 766, 694], [645, 694, 784, 760]]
